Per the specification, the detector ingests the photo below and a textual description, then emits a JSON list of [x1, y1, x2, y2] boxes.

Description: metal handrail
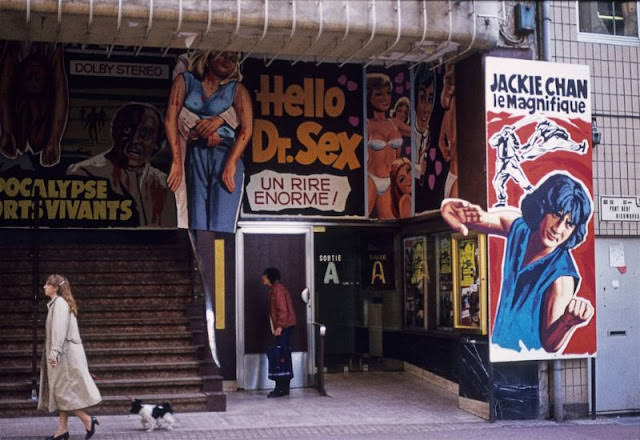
[[30, 188, 41, 401], [310, 321, 328, 396], [187, 230, 220, 368]]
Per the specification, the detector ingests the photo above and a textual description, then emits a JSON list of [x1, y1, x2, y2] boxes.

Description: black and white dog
[[129, 399, 177, 432]]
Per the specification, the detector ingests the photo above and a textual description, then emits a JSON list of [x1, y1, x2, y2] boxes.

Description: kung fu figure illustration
[[490, 120, 587, 207], [441, 173, 594, 354]]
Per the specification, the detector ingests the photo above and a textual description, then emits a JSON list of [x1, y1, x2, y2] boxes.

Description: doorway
[[235, 224, 314, 390], [594, 238, 640, 413]]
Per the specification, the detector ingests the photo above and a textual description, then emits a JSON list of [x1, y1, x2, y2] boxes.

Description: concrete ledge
[[403, 362, 459, 395], [223, 380, 238, 392], [458, 396, 490, 420]]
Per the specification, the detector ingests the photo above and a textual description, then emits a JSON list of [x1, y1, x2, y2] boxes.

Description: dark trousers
[[274, 327, 293, 392]]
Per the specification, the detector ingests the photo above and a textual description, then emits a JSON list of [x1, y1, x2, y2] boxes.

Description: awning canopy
[[0, 0, 501, 64]]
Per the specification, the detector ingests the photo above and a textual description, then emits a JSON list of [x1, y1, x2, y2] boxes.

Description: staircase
[[0, 229, 225, 417]]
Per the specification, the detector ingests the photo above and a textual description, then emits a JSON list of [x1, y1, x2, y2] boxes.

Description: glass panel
[[451, 233, 487, 334], [620, 1, 638, 36], [436, 234, 454, 328], [403, 237, 428, 329], [598, 1, 616, 34], [457, 237, 480, 327], [579, 1, 611, 34], [580, 1, 638, 37]]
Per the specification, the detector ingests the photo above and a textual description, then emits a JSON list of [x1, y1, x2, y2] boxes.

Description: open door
[[236, 224, 314, 390]]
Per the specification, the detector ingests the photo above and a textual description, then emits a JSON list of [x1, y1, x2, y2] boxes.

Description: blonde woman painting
[[164, 50, 253, 232], [366, 73, 403, 219]]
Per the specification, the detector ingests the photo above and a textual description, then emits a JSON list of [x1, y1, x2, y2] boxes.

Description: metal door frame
[[235, 222, 315, 390]]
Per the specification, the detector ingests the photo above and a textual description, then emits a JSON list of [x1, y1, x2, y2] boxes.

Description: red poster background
[[486, 112, 596, 357]]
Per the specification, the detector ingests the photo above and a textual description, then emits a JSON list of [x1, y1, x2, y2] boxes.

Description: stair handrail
[[186, 230, 220, 368], [30, 187, 41, 401]]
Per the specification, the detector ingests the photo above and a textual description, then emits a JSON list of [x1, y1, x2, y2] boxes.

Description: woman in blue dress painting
[[165, 50, 252, 232], [440, 173, 594, 353]]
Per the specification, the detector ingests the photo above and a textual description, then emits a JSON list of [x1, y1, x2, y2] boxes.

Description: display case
[[403, 236, 428, 329], [436, 233, 454, 328], [451, 233, 487, 333]]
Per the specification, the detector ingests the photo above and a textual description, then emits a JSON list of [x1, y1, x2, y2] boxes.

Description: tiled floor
[[1, 371, 638, 440]]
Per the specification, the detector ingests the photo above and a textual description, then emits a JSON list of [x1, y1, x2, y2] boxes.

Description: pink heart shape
[[394, 72, 405, 83], [347, 80, 358, 91], [349, 116, 360, 127], [435, 160, 442, 176], [429, 148, 436, 161], [338, 74, 347, 85], [395, 85, 404, 95], [428, 174, 435, 190]]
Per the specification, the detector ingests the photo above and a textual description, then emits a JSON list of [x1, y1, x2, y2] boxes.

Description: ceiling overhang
[[0, 0, 501, 65]]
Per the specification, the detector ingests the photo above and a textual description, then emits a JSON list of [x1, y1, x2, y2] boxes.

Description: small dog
[[129, 399, 177, 432]]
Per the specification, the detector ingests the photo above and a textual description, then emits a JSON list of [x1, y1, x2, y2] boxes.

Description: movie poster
[[364, 65, 411, 219], [241, 59, 364, 218], [484, 57, 595, 362], [414, 63, 457, 215], [0, 41, 176, 228], [404, 236, 428, 329]]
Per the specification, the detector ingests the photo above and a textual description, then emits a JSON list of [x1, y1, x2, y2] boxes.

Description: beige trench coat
[[38, 296, 101, 412]]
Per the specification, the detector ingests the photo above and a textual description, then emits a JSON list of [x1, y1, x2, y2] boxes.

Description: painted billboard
[[414, 63, 458, 215], [364, 65, 411, 219], [0, 41, 176, 228], [241, 59, 364, 218], [441, 57, 595, 362], [0, 40, 470, 228]]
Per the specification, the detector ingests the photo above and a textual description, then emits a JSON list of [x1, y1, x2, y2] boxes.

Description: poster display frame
[[451, 232, 487, 334], [403, 235, 428, 330]]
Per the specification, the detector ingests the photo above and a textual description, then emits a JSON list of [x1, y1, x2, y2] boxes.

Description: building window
[[578, 1, 639, 38]]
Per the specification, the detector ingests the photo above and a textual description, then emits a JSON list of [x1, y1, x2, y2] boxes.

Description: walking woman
[[39, 274, 101, 440]]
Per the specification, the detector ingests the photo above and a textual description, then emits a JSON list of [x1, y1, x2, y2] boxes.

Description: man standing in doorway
[[262, 267, 296, 398]]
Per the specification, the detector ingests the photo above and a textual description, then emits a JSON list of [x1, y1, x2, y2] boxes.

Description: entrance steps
[[0, 229, 225, 417]]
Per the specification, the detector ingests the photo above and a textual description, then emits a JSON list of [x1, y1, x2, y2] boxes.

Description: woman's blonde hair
[[188, 50, 242, 83], [391, 96, 410, 124], [366, 73, 392, 118], [390, 157, 412, 218], [46, 274, 78, 316]]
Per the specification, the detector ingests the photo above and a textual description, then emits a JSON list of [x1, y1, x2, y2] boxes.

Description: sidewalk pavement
[[1, 371, 638, 440]]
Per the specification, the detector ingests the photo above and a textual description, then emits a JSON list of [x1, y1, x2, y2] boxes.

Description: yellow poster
[[458, 238, 476, 287]]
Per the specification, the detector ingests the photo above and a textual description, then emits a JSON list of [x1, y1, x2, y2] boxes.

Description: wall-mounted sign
[[361, 232, 394, 290], [600, 196, 640, 221], [69, 60, 170, 79]]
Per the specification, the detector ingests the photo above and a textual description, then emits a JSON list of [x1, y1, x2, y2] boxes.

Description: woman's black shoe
[[85, 416, 99, 440], [45, 433, 69, 440]]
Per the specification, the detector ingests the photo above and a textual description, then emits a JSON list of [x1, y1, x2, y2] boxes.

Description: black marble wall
[[383, 330, 460, 382], [458, 337, 490, 402], [492, 361, 540, 419], [386, 330, 542, 421]]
